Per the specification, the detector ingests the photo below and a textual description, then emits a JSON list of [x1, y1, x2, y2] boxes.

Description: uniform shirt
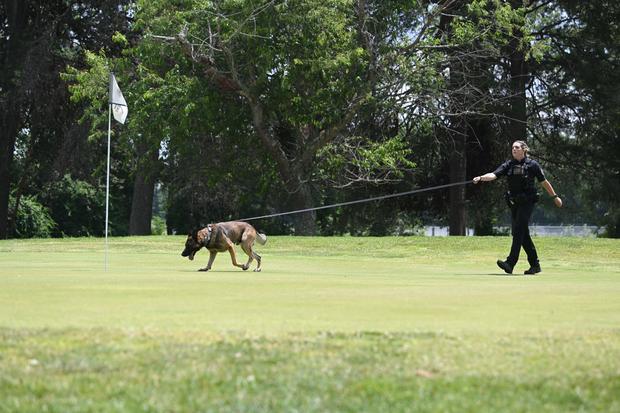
[[493, 157, 546, 195]]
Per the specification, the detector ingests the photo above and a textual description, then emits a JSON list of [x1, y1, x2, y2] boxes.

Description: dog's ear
[[191, 229, 199, 240]]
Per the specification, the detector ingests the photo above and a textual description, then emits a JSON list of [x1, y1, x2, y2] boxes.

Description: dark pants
[[507, 200, 539, 267]]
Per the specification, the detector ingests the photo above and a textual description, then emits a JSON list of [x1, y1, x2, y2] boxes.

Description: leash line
[[239, 180, 473, 222]]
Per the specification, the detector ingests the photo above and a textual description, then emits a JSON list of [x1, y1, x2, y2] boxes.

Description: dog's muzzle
[[181, 250, 195, 260]]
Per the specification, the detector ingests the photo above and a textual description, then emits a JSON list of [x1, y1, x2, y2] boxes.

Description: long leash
[[239, 180, 473, 222]]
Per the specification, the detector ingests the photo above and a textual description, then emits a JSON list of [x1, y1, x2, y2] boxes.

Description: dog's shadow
[[180, 269, 259, 274], [456, 273, 527, 277]]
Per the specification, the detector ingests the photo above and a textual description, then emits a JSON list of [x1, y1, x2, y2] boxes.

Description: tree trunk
[[507, 2, 528, 142], [446, 62, 468, 236], [128, 172, 155, 235], [246, 98, 319, 234], [0, 1, 29, 239], [0, 88, 23, 239], [467, 120, 496, 235], [287, 184, 317, 235], [128, 148, 159, 235], [8, 136, 37, 236], [0, 120, 17, 239], [448, 131, 467, 236], [439, 3, 469, 236]]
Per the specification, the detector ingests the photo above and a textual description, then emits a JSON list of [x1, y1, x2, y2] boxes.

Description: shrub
[[12, 195, 56, 238], [151, 216, 167, 235], [40, 175, 105, 237]]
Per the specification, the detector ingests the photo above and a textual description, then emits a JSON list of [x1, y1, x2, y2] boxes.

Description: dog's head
[[181, 226, 213, 260], [181, 229, 202, 260]]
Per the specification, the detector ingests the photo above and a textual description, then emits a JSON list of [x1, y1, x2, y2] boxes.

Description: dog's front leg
[[199, 250, 218, 272]]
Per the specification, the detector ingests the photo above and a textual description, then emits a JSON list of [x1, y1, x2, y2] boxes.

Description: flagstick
[[105, 72, 127, 271], [105, 102, 112, 272]]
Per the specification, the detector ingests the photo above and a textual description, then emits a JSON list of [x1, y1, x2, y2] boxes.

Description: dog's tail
[[256, 232, 267, 245]]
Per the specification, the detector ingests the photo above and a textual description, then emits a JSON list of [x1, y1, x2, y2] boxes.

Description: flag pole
[[105, 71, 128, 271], [105, 73, 112, 272]]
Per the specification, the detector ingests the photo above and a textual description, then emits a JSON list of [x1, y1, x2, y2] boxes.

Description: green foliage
[[0, 0, 135, 239], [111, 31, 129, 47], [132, 0, 380, 234], [262, 0, 366, 128], [317, 133, 416, 186], [355, 137, 416, 174], [52, 0, 619, 238], [151, 216, 167, 235], [63, 36, 168, 237], [11, 196, 56, 239], [39, 175, 105, 237], [526, 1, 620, 236], [62, 50, 111, 141]]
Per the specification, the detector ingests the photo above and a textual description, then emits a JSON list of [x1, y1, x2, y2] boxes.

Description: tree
[[137, 0, 388, 234], [526, 0, 620, 236], [65, 44, 164, 237], [0, 0, 133, 238], [390, 0, 531, 235], [0, 0, 55, 238]]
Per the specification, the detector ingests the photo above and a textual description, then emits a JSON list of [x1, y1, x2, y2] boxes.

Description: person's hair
[[513, 140, 529, 156]]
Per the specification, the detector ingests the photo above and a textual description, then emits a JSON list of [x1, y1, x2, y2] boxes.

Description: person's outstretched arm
[[473, 173, 497, 184], [541, 180, 563, 207]]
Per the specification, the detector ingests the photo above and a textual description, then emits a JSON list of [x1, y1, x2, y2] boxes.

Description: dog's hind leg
[[226, 245, 248, 270], [252, 251, 262, 272], [241, 243, 262, 272]]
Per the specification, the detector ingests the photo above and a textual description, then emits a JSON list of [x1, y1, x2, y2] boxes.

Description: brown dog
[[181, 221, 267, 272]]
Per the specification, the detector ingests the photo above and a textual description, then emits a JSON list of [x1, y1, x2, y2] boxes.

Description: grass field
[[1, 235, 619, 412]]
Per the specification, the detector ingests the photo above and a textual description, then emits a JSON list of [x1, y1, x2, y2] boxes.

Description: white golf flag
[[109, 73, 128, 124]]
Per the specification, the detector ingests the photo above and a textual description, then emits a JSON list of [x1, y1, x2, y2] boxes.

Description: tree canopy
[[1, 0, 618, 238]]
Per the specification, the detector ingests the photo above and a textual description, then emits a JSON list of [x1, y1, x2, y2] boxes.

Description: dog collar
[[204, 225, 213, 247]]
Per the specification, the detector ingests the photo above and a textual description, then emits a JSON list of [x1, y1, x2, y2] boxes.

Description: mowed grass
[[0, 235, 619, 412]]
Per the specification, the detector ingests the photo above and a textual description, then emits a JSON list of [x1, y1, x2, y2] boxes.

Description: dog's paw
[[253, 268, 262, 273], [198, 267, 210, 272], [242, 265, 249, 271]]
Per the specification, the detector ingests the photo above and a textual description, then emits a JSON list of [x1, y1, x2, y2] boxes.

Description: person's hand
[[473, 176, 481, 184], [554, 196, 563, 208]]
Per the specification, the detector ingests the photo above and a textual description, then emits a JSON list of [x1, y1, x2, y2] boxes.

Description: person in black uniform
[[473, 140, 563, 275]]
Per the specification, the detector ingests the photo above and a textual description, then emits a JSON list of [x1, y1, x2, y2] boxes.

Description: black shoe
[[524, 266, 541, 275], [497, 260, 513, 274]]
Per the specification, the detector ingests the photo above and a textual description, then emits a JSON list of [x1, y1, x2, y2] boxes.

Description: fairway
[[1, 236, 619, 412]]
